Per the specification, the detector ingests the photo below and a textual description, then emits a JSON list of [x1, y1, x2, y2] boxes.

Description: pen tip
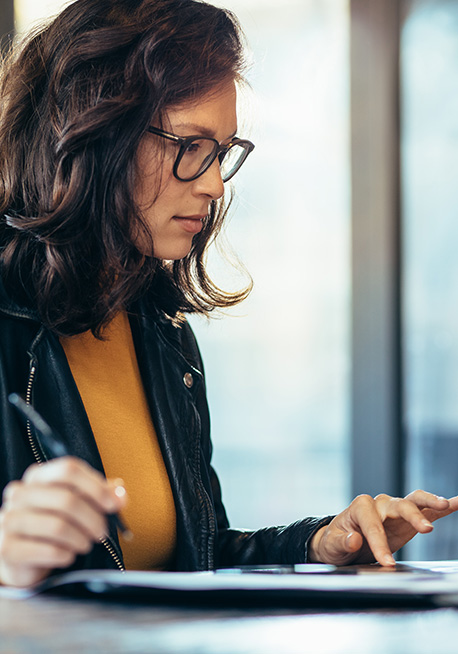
[[121, 529, 134, 542]]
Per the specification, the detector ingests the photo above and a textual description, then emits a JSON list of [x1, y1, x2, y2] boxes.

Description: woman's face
[[134, 80, 238, 259]]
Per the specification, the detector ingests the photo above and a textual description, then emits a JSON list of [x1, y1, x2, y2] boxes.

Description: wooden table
[[2, 593, 458, 653]]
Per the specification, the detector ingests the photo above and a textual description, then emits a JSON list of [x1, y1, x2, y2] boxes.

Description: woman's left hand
[[308, 491, 458, 566]]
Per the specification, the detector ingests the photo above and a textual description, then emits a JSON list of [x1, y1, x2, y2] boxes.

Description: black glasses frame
[[147, 126, 255, 182]]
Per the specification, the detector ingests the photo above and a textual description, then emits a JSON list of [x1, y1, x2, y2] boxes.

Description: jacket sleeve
[[180, 320, 334, 569]]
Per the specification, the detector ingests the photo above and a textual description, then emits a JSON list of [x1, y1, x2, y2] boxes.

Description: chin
[[154, 245, 194, 261], [135, 240, 193, 260]]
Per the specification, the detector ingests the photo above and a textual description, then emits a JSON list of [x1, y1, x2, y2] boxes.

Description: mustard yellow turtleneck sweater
[[60, 311, 176, 570]]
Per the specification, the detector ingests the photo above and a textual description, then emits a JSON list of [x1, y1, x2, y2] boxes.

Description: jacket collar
[[0, 274, 41, 323], [0, 272, 174, 331]]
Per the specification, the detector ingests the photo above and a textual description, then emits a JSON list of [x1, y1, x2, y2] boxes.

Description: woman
[[0, 0, 456, 589]]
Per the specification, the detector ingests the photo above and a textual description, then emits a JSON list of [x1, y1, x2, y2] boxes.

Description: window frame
[[350, 0, 404, 500]]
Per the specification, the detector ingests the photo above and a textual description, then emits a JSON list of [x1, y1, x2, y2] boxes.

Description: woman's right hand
[[0, 457, 126, 588]]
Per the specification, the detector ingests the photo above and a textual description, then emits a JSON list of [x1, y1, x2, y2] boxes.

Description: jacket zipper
[[192, 406, 216, 570], [25, 361, 125, 572], [25, 364, 44, 465], [203, 487, 216, 570], [100, 537, 124, 571]]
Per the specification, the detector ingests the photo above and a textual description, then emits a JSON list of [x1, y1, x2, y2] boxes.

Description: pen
[[8, 392, 133, 541]]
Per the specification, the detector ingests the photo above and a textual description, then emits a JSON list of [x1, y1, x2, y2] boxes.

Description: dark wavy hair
[[0, 0, 252, 336]]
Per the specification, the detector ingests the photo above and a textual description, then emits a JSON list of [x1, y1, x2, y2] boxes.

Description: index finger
[[350, 497, 395, 566], [422, 494, 458, 523], [404, 489, 450, 511], [23, 457, 119, 514]]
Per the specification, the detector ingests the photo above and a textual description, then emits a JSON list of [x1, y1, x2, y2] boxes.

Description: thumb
[[320, 529, 364, 565]]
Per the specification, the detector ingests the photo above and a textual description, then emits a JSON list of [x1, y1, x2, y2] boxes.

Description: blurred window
[[402, 0, 458, 558], [14, 0, 68, 33]]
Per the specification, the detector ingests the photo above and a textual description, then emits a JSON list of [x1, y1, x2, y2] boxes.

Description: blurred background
[[2, 0, 458, 560]]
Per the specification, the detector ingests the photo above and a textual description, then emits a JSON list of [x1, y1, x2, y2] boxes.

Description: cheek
[[154, 177, 186, 210], [135, 177, 184, 248], [135, 154, 183, 217]]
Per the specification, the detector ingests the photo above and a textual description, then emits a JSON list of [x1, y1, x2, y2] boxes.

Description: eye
[[184, 141, 201, 155]]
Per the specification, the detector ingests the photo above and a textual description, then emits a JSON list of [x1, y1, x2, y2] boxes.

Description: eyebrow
[[172, 122, 238, 141]]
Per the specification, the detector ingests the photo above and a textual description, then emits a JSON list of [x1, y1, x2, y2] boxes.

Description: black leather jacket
[[0, 278, 331, 572]]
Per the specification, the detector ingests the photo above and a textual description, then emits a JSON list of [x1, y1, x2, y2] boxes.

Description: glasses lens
[[176, 138, 218, 181], [220, 143, 250, 182]]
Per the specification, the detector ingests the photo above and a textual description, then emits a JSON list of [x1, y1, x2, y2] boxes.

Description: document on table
[[3, 562, 458, 606]]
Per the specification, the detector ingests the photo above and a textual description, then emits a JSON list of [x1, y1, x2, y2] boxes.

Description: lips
[[173, 215, 205, 234]]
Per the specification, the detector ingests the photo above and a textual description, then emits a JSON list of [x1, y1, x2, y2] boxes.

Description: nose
[[192, 159, 224, 200]]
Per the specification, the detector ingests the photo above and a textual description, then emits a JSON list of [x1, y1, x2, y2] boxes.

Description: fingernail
[[384, 554, 395, 566], [435, 496, 447, 502], [422, 519, 433, 529]]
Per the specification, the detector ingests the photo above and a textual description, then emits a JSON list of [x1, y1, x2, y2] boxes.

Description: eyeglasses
[[147, 126, 255, 182]]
